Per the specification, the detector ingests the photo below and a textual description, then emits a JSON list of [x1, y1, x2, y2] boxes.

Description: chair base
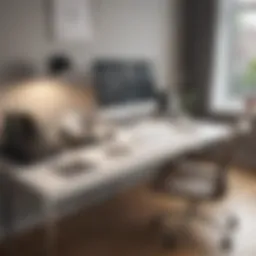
[[155, 207, 239, 253]]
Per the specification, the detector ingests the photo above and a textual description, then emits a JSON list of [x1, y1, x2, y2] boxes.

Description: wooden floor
[[2, 167, 256, 256]]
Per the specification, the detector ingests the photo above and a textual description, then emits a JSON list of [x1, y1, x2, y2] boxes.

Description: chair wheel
[[162, 232, 179, 249], [220, 236, 233, 252], [149, 217, 160, 228], [149, 215, 167, 231]]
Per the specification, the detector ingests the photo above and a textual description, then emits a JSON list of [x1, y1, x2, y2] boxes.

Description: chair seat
[[166, 161, 220, 200]]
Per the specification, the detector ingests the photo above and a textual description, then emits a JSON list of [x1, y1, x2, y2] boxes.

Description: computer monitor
[[92, 60, 157, 105], [92, 60, 158, 122]]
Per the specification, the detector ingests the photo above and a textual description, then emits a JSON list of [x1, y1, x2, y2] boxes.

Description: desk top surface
[[11, 119, 232, 202]]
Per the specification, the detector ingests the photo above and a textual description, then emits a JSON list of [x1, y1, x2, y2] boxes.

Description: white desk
[[2, 119, 232, 255], [13, 119, 231, 203]]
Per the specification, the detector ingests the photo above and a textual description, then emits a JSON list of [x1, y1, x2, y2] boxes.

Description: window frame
[[210, 0, 256, 114]]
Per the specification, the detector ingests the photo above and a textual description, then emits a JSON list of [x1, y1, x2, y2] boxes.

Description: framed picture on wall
[[51, 0, 93, 42]]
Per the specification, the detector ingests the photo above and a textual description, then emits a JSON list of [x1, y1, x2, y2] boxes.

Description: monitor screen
[[92, 60, 157, 107]]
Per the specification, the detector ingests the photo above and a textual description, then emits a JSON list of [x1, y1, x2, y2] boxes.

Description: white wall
[[0, 0, 179, 88], [0, 0, 93, 73]]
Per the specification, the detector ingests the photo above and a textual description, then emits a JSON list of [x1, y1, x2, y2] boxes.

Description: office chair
[[155, 116, 252, 252]]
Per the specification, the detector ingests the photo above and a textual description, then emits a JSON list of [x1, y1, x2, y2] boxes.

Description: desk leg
[[0, 173, 15, 256], [41, 199, 57, 256]]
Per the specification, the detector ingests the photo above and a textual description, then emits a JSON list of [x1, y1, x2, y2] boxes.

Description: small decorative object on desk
[[60, 110, 86, 143], [104, 130, 131, 157], [165, 86, 195, 131], [156, 87, 183, 118], [92, 119, 116, 142], [59, 109, 97, 147], [237, 96, 256, 134], [245, 96, 256, 116], [59, 108, 117, 148], [156, 90, 169, 115]]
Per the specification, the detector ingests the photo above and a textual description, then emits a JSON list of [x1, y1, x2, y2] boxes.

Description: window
[[210, 0, 256, 113]]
